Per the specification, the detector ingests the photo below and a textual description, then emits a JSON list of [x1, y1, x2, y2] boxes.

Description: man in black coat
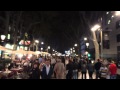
[[29, 63, 40, 79], [94, 59, 102, 79], [41, 59, 53, 79]]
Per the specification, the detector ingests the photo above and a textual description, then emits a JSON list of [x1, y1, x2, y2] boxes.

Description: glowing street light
[[53, 49, 55, 51], [41, 42, 44, 45], [115, 11, 120, 16], [1, 35, 6, 41], [85, 51, 88, 55], [86, 42, 89, 47], [41, 48, 43, 51], [84, 37, 87, 41], [91, 24, 101, 32], [35, 40, 39, 43], [48, 46, 50, 49], [74, 44, 77, 47], [73, 50, 75, 52]]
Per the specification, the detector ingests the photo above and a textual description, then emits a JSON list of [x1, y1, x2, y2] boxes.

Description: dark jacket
[[87, 63, 94, 72], [73, 62, 79, 70], [41, 65, 53, 79], [94, 62, 101, 71], [29, 68, 40, 79]]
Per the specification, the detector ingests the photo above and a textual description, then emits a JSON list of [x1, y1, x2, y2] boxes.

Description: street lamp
[[41, 42, 44, 45], [84, 37, 87, 41], [74, 44, 77, 47], [47, 46, 50, 53], [48, 46, 50, 49], [41, 47, 43, 51], [86, 42, 89, 48], [1, 35, 6, 41], [73, 50, 75, 52], [85, 51, 88, 55], [115, 11, 120, 16], [35, 40, 39, 51], [35, 40, 39, 43], [0, 35, 6, 60]]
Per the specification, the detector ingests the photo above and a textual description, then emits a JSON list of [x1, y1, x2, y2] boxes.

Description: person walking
[[41, 59, 53, 79], [54, 59, 65, 79], [81, 61, 87, 79], [99, 63, 108, 79], [94, 59, 102, 79], [87, 60, 94, 79], [109, 61, 117, 79]]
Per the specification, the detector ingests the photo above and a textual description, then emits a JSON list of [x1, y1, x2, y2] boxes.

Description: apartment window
[[117, 34, 120, 42], [103, 40, 110, 49], [116, 20, 120, 29]]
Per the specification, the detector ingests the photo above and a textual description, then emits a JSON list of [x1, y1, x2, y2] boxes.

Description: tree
[[79, 11, 106, 60]]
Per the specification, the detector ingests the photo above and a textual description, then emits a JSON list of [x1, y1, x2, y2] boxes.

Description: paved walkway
[[78, 71, 96, 79]]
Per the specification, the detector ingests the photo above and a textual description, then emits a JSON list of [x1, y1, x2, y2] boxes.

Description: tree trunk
[[92, 31, 100, 60], [5, 11, 10, 36]]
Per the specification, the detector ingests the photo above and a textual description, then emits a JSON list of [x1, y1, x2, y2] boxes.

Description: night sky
[[30, 11, 105, 53]]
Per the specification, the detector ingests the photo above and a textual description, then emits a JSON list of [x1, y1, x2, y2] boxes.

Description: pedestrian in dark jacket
[[41, 59, 53, 79], [29, 63, 40, 79], [87, 60, 94, 79], [81, 61, 87, 79], [66, 59, 74, 79], [94, 59, 102, 79]]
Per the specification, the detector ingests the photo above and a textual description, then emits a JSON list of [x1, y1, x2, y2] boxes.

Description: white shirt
[[46, 65, 50, 75], [39, 58, 43, 63]]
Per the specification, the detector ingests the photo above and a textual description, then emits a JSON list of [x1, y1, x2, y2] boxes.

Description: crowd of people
[[5, 54, 119, 79]]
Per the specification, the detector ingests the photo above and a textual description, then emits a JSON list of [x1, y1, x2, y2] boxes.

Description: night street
[[0, 11, 119, 79]]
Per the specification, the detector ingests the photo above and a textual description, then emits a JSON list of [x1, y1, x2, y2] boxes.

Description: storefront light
[[7, 34, 10, 39], [1, 35, 6, 41]]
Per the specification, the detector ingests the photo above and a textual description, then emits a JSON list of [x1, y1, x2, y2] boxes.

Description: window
[[116, 20, 120, 29], [117, 34, 120, 42], [103, 40, 110, 49]]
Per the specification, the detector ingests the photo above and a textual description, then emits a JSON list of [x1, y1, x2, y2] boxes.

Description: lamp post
[[1, 35, 6, 42], [84, 37, 87, 41], [47, 46, 50, 53], [86, 42, 89, 48], [41, 47, 43, 51], [74, 43, 79, 56], [41, 42, 44, 45], [0, 35, 6, 60], [35, 40, 39, 51]]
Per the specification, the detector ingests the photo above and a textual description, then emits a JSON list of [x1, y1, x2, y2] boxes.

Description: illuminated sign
[[19, 40, 31, 45]]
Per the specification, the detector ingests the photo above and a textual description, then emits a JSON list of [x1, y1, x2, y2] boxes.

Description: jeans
[[95, 70, 100, 79], [88, 71, 93, 79], [82, 72, 86, 79], [73, 70, 78, 79], [110, 75, 116, 79]]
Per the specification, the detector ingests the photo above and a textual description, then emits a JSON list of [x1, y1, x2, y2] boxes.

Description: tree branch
[[0, 16, 5, 22]]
